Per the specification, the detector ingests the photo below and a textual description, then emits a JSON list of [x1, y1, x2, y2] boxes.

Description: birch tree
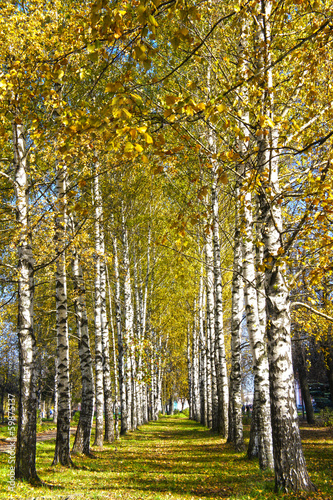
[[93, 166, 104, 448], [100, 234, 114, 442], [121, 208, 135, 431], [111, 226, 127, 435], [13, 122, 40, 482], [71, 224, 95, 455], [228, 190, 244, 451], [254, 0, 315, 490], [52, 165, 72, 467]]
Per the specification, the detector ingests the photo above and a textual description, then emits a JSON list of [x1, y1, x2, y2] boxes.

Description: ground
[[0, 415, 332, 499]]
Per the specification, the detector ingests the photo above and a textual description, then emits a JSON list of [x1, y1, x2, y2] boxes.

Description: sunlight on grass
[[0, 416, 332, 499]]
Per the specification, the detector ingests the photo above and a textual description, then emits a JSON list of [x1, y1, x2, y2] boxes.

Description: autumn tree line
[[1, 0, 333, 494]]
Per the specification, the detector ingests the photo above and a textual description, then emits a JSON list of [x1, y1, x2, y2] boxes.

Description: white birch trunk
[[53, 358, 58, 424], [133, 251, 143, 427], [233, 20, 274, 466], [242, 187, 274, 470], [100, 228, 114, 443], [199, 272, 207, 426], [13, 122, 39, 482], [142, 385, 148, 423], [112, 229, 127, 435], [71, 237, 95, 456], [256, 0, 315, 490], [53, 165, 72, 466], [93, 168, 104, 447], [228, 193, 245, 451], [140, 227, 151, 424], [211, 174, 229, 437], [106, 264, 120, 440], [205, 46, 229, 436], [192, 309, 201, 422], [121, 211, 134, 431], [205, 297, 213, 428], [205, 231, 215, 429], [211, 334, 218, 431], [156, 340, 163, 420], [143, 226, 151, 336], [187, 324, 193, 420]]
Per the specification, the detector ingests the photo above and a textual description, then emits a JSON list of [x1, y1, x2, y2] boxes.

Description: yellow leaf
[[266, 117, 275, 128], [135, 143, 143, 152], [130, 93, 143, 104], [129, 129, 137, 139], [219, 173, 228, 184], [144, 133, 153, 144], [137, 125, 147, 133], [164, 109, 173, 118], [124, 142, 134, 152], [148, 14, 158, 27], [108, 81, 122, 92], [105, 83, 114, 92], [165, 95, 178, 106], [122, 108, 132, 118], [143, 59, 151, 71], [171, 37, 180, 50]]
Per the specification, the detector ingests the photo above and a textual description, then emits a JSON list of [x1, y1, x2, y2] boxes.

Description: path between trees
[[0, 416, 332, 499], [0, 428, 77, 454]]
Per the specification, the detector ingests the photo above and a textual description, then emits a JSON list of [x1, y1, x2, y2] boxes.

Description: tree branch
[[291, 302, 333, 322]]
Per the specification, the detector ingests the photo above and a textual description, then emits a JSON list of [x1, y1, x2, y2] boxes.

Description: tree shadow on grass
[[31, 417, 277, 498], [80, 418, 276, 498]]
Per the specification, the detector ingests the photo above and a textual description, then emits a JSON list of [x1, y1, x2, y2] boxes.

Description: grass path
[[0, 428, 77, 454], [0, 415, 332, 499]]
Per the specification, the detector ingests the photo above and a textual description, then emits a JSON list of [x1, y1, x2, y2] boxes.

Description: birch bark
[[256, 0, 315, 490], [192, 309, 201, 422], [228, 192, 245, 451], [241, 186, 274, 469], [133, 250, 143, 427], [198, 271, 208, 427], [13, 122, 39, 482], [121, 210, 134, 431], [106, 264, 120, 439], [112, 229, 127, 435], [211, 171, 229, 437], [53, 358, 58, 424], [187, 325, 193, 420], [232, 17, 273, 467], [293, 337, 315, 425], [140, 227, 151, 424], [53, 165, 72, 466], [93, 168, 104, 448], [100, 240, 114, 442], [205, 230, 215, 429], [71, 238, 95, 456]]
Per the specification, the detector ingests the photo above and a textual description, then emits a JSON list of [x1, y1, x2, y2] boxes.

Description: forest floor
[[0, 414, 332, 500]]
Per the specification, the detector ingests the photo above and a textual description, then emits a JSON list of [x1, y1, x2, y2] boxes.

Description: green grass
[[0, 415, 332, 499]]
